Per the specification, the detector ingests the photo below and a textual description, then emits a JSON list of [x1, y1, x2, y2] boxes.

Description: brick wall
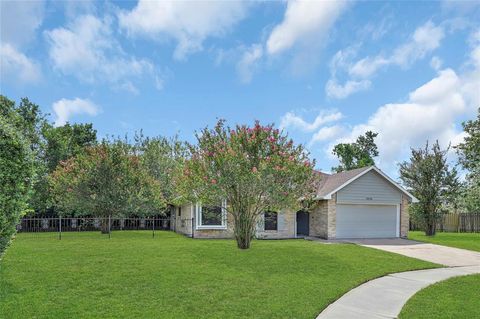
[[327, 194, 336, 239], [400, 195, 410, 238], [310, 194, 337, 239], [256, 209, 296, 239], [193, 213, 235, 239], [310, 201, 327, 238]]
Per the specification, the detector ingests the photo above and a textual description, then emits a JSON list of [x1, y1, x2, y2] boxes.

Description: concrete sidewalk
[[317, 265, 480, 319]]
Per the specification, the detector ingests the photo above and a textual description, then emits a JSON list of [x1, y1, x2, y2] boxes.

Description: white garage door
[[336, 204, 398, 239]]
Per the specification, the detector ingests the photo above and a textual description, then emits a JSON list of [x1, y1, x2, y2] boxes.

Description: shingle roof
[[316, 166, 373, 198]]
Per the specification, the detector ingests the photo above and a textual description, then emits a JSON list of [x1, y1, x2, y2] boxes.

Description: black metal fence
[[17, 217, 173, 239]]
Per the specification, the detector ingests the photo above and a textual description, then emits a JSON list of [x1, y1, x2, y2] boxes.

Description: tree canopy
[[332, 131, 379, 173], [49, 139, 166, 232], [134, 133, 187, 205]]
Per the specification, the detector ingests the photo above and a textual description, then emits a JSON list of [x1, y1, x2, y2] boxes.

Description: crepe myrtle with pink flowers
[[178, 119, 318, 249]]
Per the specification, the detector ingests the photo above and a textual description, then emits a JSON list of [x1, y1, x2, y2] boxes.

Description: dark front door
[[296, 211, 309, 236]]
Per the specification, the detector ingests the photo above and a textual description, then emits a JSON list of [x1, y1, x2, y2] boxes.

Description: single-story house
[[171, 166, 418, 240]]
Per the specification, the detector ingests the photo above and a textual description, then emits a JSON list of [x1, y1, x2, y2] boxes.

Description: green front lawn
[[1, 231, 436, 319], [409, 231, 480, 252], [399, 274, 480, 319]]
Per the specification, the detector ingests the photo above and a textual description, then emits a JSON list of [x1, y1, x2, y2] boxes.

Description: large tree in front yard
[[179, 120, 318, 249], [50, 139, 166, 233], [399, 141, 459, 236]]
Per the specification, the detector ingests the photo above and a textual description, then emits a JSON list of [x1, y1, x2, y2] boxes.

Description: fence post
[[108, 215, 111, 239], [152, 217, 155, 238], [59, 216, 62, 240]]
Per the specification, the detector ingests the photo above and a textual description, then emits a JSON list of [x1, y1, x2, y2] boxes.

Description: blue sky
[[1, 0, 479, 177]]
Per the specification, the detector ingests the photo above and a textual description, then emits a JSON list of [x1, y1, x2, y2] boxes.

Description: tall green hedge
[[0, 116, 34, 259]]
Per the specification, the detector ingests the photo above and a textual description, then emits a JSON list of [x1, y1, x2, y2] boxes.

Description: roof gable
[[316, 166, 418, 202]]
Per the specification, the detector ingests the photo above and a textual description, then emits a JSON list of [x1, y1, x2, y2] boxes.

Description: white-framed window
[[196, 200, 227, 229]]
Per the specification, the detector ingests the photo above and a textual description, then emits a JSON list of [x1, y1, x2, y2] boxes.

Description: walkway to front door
[[296, 211, 309, 237]]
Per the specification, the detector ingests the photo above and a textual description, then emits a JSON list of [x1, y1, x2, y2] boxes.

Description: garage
[[314, 166, 417, 239], [336, 204, 399, 239]]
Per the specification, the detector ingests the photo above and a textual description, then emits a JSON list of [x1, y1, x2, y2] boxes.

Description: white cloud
[[469, 29, 480, 68], [349, 56, 389, 78], [0, 1, 44, 85], [0, 0, 45, 47], [266, 0, 348, 55], [430, 56, 443, 70], [114, 81, 139, 95], [236, 44, 263, 83], [45, 14, 158, 92], [280, 110, 343, 132], [359, 15, 393, 41], [118, 1, 249, 60], [52, 98, 100, 127], [391, 21, 445, 67], [296, 34, 480, 174], [329, 65, 479, 173], [325, 78, 371, 99], [327, 21, 446, 99], [309, 125, 344, 146], [0, 43, 41, 83]]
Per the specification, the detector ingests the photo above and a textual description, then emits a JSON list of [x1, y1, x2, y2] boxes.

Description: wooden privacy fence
[[410, 213, 480, 233]]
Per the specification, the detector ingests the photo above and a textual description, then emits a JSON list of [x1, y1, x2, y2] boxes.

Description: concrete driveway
[[317, 265, 480, 319], [347, 238, 480, 267], [316, 239, 480, 318]]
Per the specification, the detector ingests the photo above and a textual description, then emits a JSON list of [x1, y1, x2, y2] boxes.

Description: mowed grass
[[399, 274, 480, 319], [1, 231, 437, 319], [409, 231, 480, 252]]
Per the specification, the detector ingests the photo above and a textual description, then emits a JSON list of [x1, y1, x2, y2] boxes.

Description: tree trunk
[[233, 211, 256, 249], [100, 217, 110, 234], [424, 215, 436, 236]]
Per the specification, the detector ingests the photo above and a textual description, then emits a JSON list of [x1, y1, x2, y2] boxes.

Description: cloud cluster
[[45, 14, 159, 93], [284, 32, 480, 174], [326, 21, 445, 99], [236, 44, 263, 83], [118, 1, 249, 60], [227, 0, 349, 82], [280, 110, 343, 132], [0, 0, 45, 84], [0, 43, 41, 83], [336, 68, 474, 166], [266, 1, 348, 55], [52, 98, 100, 127]]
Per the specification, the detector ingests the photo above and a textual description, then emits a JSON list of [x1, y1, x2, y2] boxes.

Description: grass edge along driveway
[[408, 231, 480, 252], [1, 231, 437, 319], [399, 273, 480, 319]]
